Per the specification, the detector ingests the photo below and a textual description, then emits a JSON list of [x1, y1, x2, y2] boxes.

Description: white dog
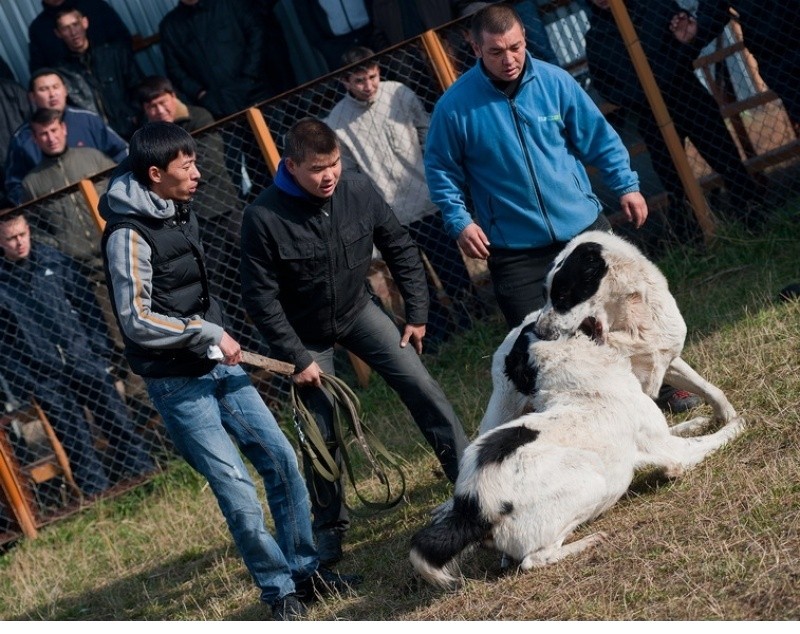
[[410, 334, 745, 589], [479, 230, 739, 437]]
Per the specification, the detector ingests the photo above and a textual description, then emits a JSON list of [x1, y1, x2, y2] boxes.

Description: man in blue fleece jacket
[[425, 2, 648, 329]]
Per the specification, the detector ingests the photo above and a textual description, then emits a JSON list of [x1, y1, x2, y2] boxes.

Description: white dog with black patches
[[410, 333, 745, 589], [479, 230, 739, 436]]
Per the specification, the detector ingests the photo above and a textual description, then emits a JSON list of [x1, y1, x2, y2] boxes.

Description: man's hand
[[619, 192, 649, 229], [293, 360, 323, 388], [670, 11, 697, 44], [400, 323, 426, 355], [457, 223, 491, 260], [218, 331, 242, 365]]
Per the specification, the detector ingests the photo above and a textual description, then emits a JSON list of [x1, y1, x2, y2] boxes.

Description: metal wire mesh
[[1, 0, 798, 544]]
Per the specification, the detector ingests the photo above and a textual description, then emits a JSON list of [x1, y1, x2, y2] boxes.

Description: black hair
[[30, 107, 64, 127], [284, 118, 338, 163], [129, 121, 196, 185], [27, 67, 67, 92], [136, 75, 176, 106], [470, 2, 524, 46], [340, 46, 378, 77]]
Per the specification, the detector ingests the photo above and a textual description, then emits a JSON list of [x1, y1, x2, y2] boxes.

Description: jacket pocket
[[277, 241, 317, 279], [341, 223, 373, 270]]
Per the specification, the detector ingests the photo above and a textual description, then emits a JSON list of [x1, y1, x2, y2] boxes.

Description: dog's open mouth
[[580, 316, 604, 341]]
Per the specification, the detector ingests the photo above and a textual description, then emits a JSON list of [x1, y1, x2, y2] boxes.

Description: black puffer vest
[[101, 202, 223, 378]]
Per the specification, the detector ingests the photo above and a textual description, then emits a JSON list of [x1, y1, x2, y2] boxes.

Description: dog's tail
[[410, 493, 491, 589]]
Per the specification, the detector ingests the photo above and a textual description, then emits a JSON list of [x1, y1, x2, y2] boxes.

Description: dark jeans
[[487, 214, 612, 329], [296, 299, 468, 532]]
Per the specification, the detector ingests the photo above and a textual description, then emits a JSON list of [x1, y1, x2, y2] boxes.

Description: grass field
[[1, 199, 799, 621]]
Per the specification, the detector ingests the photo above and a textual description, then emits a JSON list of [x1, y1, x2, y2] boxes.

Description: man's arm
[[4, 130, 37, 206], [104, 226, 223, 351], [239, 206, 316, 373]]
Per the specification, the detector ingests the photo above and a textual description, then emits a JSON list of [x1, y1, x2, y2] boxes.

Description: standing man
[[425, 2, 647, 331], [21, 107, 116, 272], [425, 4, 696, 413], [53, 6, 144, 139], [325, 46, 475, 348], [4, 68, 127, 205], [239, 118, 469, 565], [100, 121, 359, 620]]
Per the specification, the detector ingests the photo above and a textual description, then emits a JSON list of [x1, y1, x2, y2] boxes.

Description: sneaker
[[271, 593, 308, 620], [778, 283, 800, 302], [656, 386, 703, 414], [315, 528, 344, 566], [295, 567, 363, 602]]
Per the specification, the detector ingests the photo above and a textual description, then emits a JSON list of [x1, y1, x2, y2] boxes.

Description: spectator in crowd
[[28, 0, 132, 73], [674, 0, 800, 129], [586, 0, 765, 237], [135, 75, 251, 345], [0, 66, 32, 202], [0, 209, 155, 496], [159, 0, 278, 119], [325, 46, 474, 348], [425, 4, 699, 413], [100, 121, 361, 619], [294, 0, 373, 72], [369, 0, 455, 49], [20, 107, 116, 273], [458, 1, 560, 65], [4, 68, 127, 206], [53, 6, 144, 140], [240, 118, 469, 566]]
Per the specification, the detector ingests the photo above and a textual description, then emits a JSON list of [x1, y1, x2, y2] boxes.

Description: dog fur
[[410, 333, 745, 589], [479, 230, 739, 437]]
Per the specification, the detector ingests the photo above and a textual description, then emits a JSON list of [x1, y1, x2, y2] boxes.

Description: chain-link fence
[[2, 0, 798, 545]]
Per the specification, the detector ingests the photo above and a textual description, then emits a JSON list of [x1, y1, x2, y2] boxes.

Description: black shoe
[[315, 528, 344, 566], [778, 283, 800, 302], [656, 386, 702, 414], [271, 593, 308, 620], [295, 567, 363, 602]]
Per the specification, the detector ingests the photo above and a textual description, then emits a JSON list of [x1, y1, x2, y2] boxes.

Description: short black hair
[[129, 121, 196, 185], [136, 75, 176, 106], [470, 2, 524, 46], [284, 118, 338, 163], [28, 67, 67, 92], [0, 207, 25, 223]]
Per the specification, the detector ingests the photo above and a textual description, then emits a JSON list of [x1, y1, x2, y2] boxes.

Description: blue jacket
[[0, 243, 114, 392], [4, 106, 128, 205], [425, 52, 639, 250]]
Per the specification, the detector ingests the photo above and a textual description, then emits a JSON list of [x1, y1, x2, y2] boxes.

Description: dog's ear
[[504, 323, 539, 395], [549, 242, 608, 312]]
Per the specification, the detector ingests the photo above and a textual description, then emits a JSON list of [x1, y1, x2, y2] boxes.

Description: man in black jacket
[[53, 6, 143, 139], [584, 0, 768, 235], [240, 118, 468, 565], [160, 0, 286, 119]]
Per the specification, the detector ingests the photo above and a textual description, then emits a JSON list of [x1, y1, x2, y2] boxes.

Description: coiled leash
[[290, 373, 406, 514], [235, 349, 406, 513]]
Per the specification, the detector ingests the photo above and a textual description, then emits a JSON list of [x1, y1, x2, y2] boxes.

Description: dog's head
[[534, 237, 609, 341]]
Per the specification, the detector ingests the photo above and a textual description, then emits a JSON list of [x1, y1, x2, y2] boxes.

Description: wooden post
[[0, 419, 39, 539], [420, 30, 459, 91], [608, 0, 715, 240], [79, 179, 105, 233], [246, 107, 281, 176]]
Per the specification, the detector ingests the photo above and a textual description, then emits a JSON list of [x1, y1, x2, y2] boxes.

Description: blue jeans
[[297, 298, 468, 532], [145, 363, 317, 603]]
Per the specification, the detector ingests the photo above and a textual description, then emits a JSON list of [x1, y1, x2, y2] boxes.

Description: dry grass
[[1, 206, 799, 621]]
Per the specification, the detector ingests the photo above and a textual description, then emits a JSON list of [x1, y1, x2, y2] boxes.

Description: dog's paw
[[669, 416, 712, 436]]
